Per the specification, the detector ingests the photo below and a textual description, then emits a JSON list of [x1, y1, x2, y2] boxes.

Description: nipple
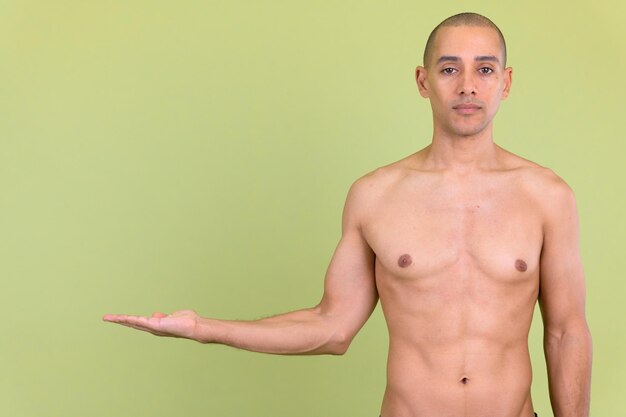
[[515, 259, 528, 272], [397, 254, 412, 268]]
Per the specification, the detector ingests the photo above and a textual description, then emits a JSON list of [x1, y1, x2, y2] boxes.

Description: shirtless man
[[103, 12, 592, 417]]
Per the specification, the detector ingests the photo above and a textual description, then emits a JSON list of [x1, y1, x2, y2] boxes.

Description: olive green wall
[[1, 1, 624, 416]]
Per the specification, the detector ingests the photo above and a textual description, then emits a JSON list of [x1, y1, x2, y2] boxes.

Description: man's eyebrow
[[436, 55, 460, 65], [435, 55, 501, 65], [474, 55, 500, 63]]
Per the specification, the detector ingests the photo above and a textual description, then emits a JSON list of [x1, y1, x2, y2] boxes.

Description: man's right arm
[[103, 176, 379, 355]]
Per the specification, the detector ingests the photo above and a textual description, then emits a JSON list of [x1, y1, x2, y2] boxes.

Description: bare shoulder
[[347, 154, 415, 200], [499, 148, 577, 215], [343, 155, 416, 225]]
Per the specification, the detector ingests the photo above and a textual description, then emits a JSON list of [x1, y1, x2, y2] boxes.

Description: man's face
[[416, 25, 512, 138]]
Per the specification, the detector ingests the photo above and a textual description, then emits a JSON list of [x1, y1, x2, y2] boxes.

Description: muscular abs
[[363, 167, 543, 417]]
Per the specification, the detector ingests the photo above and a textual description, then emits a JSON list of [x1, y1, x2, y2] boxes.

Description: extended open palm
[[103, 310, 200, 340]]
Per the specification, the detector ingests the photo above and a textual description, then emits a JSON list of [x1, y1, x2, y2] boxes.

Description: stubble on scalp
[[423, 12, 507, 69]]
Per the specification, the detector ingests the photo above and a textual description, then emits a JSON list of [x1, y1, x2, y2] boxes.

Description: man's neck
[[422, 128, 499, 174]]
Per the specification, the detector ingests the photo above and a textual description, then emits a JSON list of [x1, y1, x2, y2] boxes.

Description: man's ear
[[501, 66, 513, 100], [415, 66, 430, 98]]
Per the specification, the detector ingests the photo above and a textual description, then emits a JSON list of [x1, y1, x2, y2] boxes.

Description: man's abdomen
[[381, 342, 534, 417]]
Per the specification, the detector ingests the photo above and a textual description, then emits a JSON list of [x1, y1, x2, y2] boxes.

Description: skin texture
[[104, 25, 592, 417]]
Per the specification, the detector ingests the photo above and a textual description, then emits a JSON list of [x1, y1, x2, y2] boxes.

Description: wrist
[[192, 317, 220, 344]]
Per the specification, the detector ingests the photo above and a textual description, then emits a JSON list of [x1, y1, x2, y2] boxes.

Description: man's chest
[[362, 179, 544, 281]]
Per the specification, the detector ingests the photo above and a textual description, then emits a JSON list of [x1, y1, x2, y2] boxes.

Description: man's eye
[[442, 68, 457, 75], [479, 67, 493, 74]]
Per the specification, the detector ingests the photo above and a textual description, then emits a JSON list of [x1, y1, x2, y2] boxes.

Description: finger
[[104, 314, 151, 328], [122, 315, 153, 327], [103, 314, 142, 323], [115, 321, 167, 336], [111, 316, 169, 335], [103, 314, 120, 322], [104, 313, 167, 322]]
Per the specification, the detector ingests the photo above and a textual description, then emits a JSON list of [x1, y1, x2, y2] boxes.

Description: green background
[[1, 1, 624, 416]]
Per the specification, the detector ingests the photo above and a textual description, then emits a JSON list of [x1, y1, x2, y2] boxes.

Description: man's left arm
[[538, 178, 592, 417]]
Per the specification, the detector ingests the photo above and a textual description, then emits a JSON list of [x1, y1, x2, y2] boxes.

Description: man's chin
[[450, 127, 487, 138], [447, 120, 491, 138]]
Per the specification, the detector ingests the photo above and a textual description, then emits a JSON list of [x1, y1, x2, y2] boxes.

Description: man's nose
[[458, 72, 476, 95]]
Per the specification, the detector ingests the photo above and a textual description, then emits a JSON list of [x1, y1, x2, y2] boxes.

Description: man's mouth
[[454, 104, 481, 108], [452, 103, 482, 113]]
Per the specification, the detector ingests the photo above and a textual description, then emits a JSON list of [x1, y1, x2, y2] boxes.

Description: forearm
[[193, 306, 349, 355], [544, 322, 593, 417]]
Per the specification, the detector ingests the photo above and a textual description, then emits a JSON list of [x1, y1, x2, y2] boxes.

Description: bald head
[[423, 12, 507, 69]]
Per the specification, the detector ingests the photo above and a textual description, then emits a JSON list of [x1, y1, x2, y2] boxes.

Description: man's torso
[[359, 147, 553, 417]]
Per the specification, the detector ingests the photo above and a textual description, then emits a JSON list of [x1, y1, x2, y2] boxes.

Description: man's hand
[[103, 310, 200, 340]]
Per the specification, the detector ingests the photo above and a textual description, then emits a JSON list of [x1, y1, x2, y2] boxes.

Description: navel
[[515, 259, 528, 272], [460, 376, 469, 385], [397, 254, 412, 268]]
